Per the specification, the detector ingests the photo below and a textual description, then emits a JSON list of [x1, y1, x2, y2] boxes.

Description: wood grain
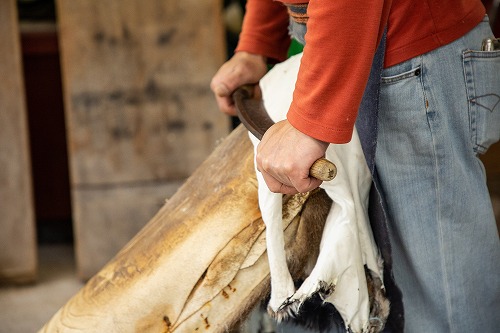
[[56, 0, 229, 278], [57, 0, 228, 185], [40, 126, 262, 332], [40, 126, 324, 332]]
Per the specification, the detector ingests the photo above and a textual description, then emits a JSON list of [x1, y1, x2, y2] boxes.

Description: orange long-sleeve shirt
[[236, 0, 486, 143]]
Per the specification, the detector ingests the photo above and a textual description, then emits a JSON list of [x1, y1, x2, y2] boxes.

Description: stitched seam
[[422, 55, 454, 333], [381, 67, 421, 84]]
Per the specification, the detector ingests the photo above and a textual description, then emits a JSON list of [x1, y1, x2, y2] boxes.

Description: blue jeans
[[285, 15, 500, 333], [375, 16, 500, 332]]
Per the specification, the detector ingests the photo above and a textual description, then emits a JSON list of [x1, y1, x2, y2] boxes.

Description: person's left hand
[[256, 120, 329, 194]]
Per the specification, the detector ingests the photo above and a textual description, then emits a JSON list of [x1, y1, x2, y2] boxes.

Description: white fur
[[250, 53, 384, 333]]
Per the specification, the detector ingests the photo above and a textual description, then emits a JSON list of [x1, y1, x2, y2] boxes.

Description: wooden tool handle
[[310, 157, 337, 181]]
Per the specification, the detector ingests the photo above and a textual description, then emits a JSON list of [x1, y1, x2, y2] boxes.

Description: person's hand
[[210, 51, 268, 116], [256, 120, 329, 194]]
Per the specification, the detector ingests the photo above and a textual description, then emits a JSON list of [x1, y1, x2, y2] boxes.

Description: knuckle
[[293, 181, 308, 193], [209, 77, 217, 91], [268, 185, 281, 193], [282, 162, 295, 175], [257, 156, 270, 172], [231, 64, 245, 79]]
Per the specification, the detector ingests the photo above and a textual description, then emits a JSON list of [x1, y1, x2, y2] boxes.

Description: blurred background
[[0, 0, 498, 332]]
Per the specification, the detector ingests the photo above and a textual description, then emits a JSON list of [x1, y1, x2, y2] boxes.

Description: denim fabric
[[375, 16, 500, 333], [287, 15, 500, 333]]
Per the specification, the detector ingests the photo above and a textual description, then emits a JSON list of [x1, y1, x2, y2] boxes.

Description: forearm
[[236, 0, 291, 63], [288, 0, 392, 143]]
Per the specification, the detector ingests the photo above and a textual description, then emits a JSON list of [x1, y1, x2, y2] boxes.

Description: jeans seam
[[421, 56, 455, 333]]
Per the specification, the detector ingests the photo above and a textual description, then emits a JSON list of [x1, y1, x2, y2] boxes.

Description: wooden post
[[0, 0, 37, 284], [56, 0, 229, 279]]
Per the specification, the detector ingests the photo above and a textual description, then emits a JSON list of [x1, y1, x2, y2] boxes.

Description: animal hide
[[250, 53, 390, 333]]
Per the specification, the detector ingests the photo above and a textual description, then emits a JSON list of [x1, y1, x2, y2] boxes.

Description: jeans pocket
[[463, 49, 500, 154], [381, 66, 421, 84]]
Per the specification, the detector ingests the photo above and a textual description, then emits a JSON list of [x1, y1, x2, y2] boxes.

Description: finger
[[211, 80, 233, 97], [290, 176, 323, 194], [257, 152, 323, 193], [211, 76, 231, 96], [214, 95, 237, 116], [211, 65, 248, 98], [260, 170, 299, 195], [211, 53, 267, 97]]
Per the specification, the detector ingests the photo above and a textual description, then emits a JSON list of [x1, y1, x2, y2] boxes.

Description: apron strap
[[355, 30, 405, 332]]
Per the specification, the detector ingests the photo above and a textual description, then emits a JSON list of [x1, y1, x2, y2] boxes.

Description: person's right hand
[[210, 51, 268, 116]]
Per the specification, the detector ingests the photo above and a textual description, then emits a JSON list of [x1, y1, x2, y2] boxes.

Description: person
[[211, 1, 500, 332]]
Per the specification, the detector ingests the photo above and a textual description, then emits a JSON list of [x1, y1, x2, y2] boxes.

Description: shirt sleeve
[[287, 0, 392, 143], [235, 0, 291, 63]]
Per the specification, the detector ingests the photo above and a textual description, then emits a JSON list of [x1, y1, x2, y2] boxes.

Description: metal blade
[[233, 86, 275, 140]]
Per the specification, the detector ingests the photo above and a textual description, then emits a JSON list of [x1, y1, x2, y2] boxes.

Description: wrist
[[234, 51, 267, 65]]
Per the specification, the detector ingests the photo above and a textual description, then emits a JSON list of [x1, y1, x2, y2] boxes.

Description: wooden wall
[[0, 0, 37, 283], [56, 0, 229, 279]]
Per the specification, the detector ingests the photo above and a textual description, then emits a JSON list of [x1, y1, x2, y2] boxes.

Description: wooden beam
[[39, 126, 326, 332], [40, 126, 265, 332]]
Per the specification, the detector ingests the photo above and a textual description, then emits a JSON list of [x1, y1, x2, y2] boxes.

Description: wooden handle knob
[[310, 158, 337, 181]]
